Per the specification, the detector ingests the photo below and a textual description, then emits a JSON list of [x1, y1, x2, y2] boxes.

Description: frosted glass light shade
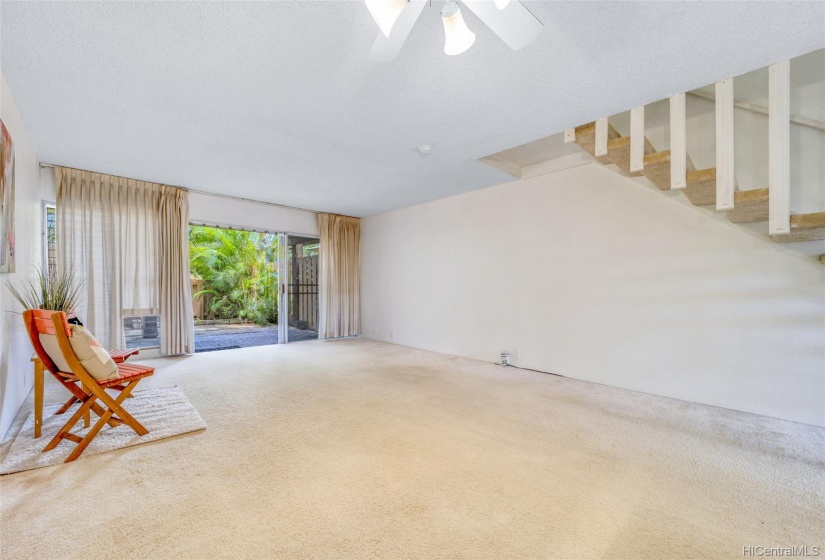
[[365, 0, 408, 37], [442, 4, 475, 56], [494, 0, 511, 9]]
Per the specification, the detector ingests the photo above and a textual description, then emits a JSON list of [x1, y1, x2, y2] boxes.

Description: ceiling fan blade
[[368, 0, 427, 62], [461, 0, 543, 51]]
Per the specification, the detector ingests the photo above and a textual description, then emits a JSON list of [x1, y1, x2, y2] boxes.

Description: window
[[42, 201, 57, 277], [123, 315, 162, 349]]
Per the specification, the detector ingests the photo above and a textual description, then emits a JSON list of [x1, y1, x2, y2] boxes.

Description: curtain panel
[[318, 213, 360, 339], [56, 167, 194, 355]]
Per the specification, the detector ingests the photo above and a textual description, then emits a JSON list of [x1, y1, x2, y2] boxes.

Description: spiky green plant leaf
[[4, 267, 84, 313]]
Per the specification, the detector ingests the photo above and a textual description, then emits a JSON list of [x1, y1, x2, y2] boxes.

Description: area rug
[[0, 387, 207, 474]]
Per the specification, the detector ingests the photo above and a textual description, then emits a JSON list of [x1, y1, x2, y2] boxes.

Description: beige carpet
[[0, 387, 206, 474], [1, 339, 822, 559]]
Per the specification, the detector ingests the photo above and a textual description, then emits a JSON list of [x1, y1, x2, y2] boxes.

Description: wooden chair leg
[[43, 393, 98, 452], [82, 383, 91, 428], [89, 401, 123, 427], [89, 381, 148, 436], [61, 381, 123, 428], [101, 384, 133, 399], [64, 382, 142, 463], [56, 385, 129, 416], [55, 395, 80, 414], [64, 412, 111, 463], [33, 360, 44, 438]]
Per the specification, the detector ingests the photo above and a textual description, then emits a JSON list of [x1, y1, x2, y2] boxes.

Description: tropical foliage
[[189, 226, 279, 326]]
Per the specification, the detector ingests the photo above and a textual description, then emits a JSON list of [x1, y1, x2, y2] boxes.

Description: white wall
[[0, 72, 42, 438], [361, 162, 825, 427], [189, 192, 318, 237]]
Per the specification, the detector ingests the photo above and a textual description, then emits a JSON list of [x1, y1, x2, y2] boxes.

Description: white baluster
[[715, 78, 735, 210], [670, 93, 686, 189], [630, 106, 645, 173], [769, 61, 790, 235], [595, 118, 608, 157]]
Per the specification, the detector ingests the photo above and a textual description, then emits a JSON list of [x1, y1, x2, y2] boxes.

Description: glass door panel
[[283, 235, 320, 342]]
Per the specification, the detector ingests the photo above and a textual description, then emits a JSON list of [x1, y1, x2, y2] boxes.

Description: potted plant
[[4, 267, 83, 315]]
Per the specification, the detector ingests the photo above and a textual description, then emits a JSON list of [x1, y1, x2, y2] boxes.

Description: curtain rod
[[38, 162, 338, 217]]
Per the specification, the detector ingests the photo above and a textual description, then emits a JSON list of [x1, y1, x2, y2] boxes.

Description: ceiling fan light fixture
[[494, 0, 511, 9], [365, 0, 408, 37], [441, 2, 475, 56]]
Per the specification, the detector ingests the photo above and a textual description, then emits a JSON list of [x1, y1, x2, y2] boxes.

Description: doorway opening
[[188, 225, 283, 352], [124, 225, 319, 351]]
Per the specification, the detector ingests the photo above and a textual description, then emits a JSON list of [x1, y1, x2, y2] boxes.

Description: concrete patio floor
[[126, 323, 318, 352]]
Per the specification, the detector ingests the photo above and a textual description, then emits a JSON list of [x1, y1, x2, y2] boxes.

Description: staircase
[[572, 121, 825, 247]]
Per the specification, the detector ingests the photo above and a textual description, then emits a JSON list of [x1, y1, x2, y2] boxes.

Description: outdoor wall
[[0, 72, 43, 438], [360, 161, 825, 427]]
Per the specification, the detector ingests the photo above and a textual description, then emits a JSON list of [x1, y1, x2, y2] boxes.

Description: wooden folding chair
[[24, 309, 141, 423], [23, 310, 155, 463], [23, 309, 140, 428], [53, 343, 142, 413]]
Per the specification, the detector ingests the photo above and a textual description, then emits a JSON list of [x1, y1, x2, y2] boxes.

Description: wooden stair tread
[[642, 151, 672, 191], [607, 136, 630, 154], [574, 122, 620, 164], [606, 136, 657, 177], [734, 188, 769, 204], [686, 168, 716, 183], [644, 150, 671, 166], [682, 168, 716, 206], [639, 149, 698, 191], [727, 189, 768, 223], [642, 150, 683, 191], [790, 212, 825, 230], [574, 123, 596, 136], [770, 213, 825, 243]]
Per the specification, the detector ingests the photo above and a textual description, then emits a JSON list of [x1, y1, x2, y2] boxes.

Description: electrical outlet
[[514, 350, 520, 361], [389, 330, 393, 339], [500, 352, 511, 366]]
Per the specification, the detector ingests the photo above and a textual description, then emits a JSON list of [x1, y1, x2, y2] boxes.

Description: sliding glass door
[[278, 234, 320, 343], [185, 227, 318, 350]]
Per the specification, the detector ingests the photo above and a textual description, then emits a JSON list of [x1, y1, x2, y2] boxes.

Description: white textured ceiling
[[2, 1, 824, 217]]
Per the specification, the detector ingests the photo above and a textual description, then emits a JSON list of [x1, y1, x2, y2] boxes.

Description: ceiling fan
[[365, 0, 543, 62]]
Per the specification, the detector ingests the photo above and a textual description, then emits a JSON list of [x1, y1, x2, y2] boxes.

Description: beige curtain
[[318, 213, 360, 339], [56, 167, 194, 355], [158, 188, 195, 354]]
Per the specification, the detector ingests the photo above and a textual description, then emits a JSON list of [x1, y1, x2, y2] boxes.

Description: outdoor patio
[[125, 322, 318, 352]]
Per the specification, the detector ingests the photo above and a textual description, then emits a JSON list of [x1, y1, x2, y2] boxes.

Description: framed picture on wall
[[0, 119, 15, 273]]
